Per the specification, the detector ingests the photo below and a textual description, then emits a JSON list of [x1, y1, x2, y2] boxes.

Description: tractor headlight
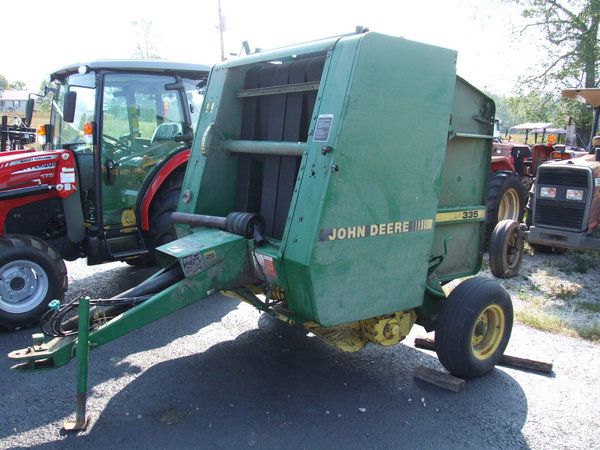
[[540, 187, 557, 199], [566, 189, 584, 201]]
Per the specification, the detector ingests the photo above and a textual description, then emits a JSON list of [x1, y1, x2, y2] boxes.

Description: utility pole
[[217, 0, 225, 61]]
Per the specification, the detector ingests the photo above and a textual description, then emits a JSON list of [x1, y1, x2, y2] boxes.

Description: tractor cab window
[[183, 77, 206, 132], [100, 73, 186, 229], [52, 73, 96, 151]]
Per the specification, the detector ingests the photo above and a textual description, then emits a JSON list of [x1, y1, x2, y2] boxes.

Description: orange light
[[551, 151, 572, 160], [83, 122, 93, 145], [547, 135, 557, 145], [37, 125, 46, 145]]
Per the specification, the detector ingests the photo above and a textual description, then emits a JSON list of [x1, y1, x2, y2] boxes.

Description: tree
[[0, 74, 8, 90], [9, 81, 26, 90], [490, 90, 562, 131], [510, 0, 599, 89], [504, 0, 599, 141], [36, 80, 53, 112], [132, 20, 161, 59]]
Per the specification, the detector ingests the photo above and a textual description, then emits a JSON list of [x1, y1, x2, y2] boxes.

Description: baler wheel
[[435, 277, 513, 378], [0, 235, 67, 330], [488, 219, 525, 278]]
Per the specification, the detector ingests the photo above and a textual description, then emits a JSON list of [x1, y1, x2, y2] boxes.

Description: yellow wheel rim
[[498, 188, 520, 221], [471, 305, 505, 360]]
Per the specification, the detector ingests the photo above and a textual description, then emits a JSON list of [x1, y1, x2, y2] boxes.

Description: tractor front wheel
[[435, 277, 513, 378], [0, 235, 67, 330], [489, 219, 525, 279]]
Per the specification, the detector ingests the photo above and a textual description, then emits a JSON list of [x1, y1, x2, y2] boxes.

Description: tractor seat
[[151, 123, 181, 144]]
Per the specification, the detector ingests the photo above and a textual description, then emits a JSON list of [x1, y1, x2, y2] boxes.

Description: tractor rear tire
[[489, 219, 525, 279], [486, 171, 527, 245], [140, 166, 186, 265], [435, 277, 513, 378], [0, 235, 67, 330]]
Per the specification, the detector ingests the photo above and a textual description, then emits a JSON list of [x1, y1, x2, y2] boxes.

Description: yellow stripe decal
[[436, 208, 486, 223]]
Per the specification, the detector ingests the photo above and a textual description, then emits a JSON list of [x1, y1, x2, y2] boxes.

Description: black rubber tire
[[486, 171, 527, 244], [489, 219, 525, 279], [0, 234, 67, 330], [137, 166, 186, 265], [435, 277, 513, 378]]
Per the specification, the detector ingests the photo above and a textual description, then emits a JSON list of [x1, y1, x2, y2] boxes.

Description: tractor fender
[[138, 149, 190, 231], [490, 156, 515, 173]]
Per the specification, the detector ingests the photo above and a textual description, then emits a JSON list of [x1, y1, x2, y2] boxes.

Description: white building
[[0, 89, 29, 113]]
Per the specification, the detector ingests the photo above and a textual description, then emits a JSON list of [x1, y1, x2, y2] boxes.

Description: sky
[[1, 0, 541, 95]]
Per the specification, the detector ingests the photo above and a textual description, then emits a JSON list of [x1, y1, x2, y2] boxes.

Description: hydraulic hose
[[42, 264, 185, 336]]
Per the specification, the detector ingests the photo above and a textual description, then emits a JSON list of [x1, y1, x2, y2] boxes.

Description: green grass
[[573, 324, 600, 342], [550, 283, 580, 299], [576, 300, 600, 314], [557, 251, 600, 274], [515, 309, 576, 337]]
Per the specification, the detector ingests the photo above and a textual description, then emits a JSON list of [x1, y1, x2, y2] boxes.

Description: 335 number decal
[[462, 210, 480, 219]]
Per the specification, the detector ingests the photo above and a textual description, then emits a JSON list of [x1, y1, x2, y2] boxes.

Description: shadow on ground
[[40, 315, 528, 449]]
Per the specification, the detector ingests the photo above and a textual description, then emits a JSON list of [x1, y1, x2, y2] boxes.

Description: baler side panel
[[292, 34, 458, 326], [432, 77, 494, 280], [282, 38, 360, 321], [178, 67, 246, 222]]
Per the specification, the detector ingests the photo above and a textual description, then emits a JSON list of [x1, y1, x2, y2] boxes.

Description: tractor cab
[[0, 60, 209, 329], [33, 60, 209, 262]]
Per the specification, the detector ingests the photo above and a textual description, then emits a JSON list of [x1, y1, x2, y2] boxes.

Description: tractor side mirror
[[25, 98, 35, 126], [64, 91, 77, 123]]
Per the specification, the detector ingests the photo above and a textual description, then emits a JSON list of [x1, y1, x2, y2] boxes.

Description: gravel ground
[[480, 249, 600, 340]]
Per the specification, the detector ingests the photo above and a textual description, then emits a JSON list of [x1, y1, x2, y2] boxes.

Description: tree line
[[493, 0, 599, 142]]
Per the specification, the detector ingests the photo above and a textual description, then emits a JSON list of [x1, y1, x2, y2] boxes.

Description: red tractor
[[0, 60, 209, 329], [487, 139, 530, 240], [490, 88, 600, 278], [487, 122, 587, 241]]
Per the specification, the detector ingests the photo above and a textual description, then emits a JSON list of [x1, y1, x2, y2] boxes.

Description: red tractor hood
[[0, 150, 62, 190], [0, 149, 77, 198]]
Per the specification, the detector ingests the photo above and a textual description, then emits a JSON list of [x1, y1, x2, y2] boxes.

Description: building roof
[[510, 122, 554, 130], [0, 89, 29, 101]]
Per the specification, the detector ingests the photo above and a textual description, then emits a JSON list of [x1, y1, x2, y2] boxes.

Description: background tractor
[[9, 32, 514, 429], [489, 88, 600, 278], [486, 119, 588, 244], [0, 60, 209, 329], [487, 139, 530, 242]]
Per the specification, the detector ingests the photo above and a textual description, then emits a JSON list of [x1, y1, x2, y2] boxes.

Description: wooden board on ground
[[413, 365, 465, 392], [414, 336, 554, 374]]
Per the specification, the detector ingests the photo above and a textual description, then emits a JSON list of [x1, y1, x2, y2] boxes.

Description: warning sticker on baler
[[313, 114, 334, 143], [181, 252, 206, 277], [252, 253, 277, 279]]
